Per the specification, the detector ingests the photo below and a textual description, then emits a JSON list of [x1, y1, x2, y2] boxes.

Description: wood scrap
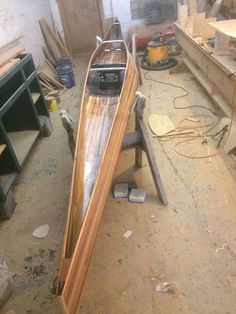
[[0, 58, 21, 78], [0, 48, 24, 68], [42, 47, 57, 67], [202, 18, 217, 41], [215, 31, 230, 52], [46, 59, 57, 73], [40, 71, 65, 89], [38, 71, 66, 97]]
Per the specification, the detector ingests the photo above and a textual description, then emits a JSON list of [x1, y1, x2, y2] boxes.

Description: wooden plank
[[202, 18, 217, 41], [62, 65, 137, 314], [121, 132, 142, 151], [0, 48, 24, 68], [56, 0, 103, 53], [178, 4, 193, 35], [45, 59, 57, 73], [39, 19, 62, 61], [189, 0, 197, 16], [42, 47, 57, 66], [192, 12, 206, 37], [132, 33, 143, 85], [98, 0, 106, 36], [181, 56, 236, 136], [208, 19, 236, 38], [214, 31, 230, 52], [47, 24, 75, 64], [0, 58, 20, 78], [178, 4, 188, 28]]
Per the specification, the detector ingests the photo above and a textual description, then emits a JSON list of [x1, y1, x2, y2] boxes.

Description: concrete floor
[[1, 54, 236, 314]]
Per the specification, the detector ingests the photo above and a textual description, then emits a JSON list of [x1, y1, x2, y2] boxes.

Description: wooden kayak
[[58, 21, 138, 313]]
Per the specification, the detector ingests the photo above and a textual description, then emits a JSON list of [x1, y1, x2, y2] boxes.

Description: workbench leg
[[134, 97, 144, 168], [135, 147, 142, 168], [0, 190, 16, 220], [135, 95, 168, 206], [138, 118, 168, 206]]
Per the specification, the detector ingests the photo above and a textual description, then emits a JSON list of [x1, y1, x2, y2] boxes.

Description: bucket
[[56, 58, 75, 88]]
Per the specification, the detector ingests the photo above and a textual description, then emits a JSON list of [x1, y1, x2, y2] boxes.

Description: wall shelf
[[0, 53, 52, 219]]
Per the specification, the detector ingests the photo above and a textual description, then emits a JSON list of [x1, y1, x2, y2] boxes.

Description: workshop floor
[[1, 54, 236, 314]]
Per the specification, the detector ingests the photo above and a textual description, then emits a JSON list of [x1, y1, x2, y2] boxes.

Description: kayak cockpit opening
[[88, 66, 125, 96]]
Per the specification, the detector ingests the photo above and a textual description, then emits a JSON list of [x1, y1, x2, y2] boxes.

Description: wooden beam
[[56, 0, 73, 55]]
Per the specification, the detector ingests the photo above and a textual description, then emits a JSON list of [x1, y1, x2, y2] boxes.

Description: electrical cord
[[144, 71, 217, 115], [144, 71, 235, 159]]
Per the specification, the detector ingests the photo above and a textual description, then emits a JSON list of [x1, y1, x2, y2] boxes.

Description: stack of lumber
[[38, 70, 66, 97], [39, 18, 74, 70], [0, 37, 24, 78]]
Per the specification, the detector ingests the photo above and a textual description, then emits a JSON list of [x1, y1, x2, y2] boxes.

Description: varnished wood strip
[[61, 58, 138, 313]]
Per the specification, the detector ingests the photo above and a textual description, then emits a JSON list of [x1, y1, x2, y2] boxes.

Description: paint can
[[45, 96, 58, 112]]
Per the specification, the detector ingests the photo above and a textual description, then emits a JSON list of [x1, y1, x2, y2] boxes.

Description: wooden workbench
[[175, 23, 236, 116]]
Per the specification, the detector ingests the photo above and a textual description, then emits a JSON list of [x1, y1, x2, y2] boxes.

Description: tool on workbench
[[141, 33, 178, 71], [212, 124, 229, 149]]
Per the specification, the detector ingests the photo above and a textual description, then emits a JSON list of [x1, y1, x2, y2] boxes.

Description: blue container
[[56, 58, 75, 88]]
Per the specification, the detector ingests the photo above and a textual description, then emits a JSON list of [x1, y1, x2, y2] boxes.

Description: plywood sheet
[[192, 12, 206, 37], [57, 0, 103, 52], [202, 18, 217, 41], [208, 19, 236, 38]]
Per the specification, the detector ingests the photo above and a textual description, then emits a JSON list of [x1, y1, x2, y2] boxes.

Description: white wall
[[0, 0, 52, 66], [102, 0, 145, 41], [48, 0, 64, 38]]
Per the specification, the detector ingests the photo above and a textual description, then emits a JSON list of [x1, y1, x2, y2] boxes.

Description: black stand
[[122, 95, 168, 206]]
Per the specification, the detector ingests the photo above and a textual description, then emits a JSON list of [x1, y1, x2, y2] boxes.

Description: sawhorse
[[122, 94, 167, 206], [61, 94, 167, 206]]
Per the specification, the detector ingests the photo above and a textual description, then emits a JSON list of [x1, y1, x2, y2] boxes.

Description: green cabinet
[[0, 53, 52, 218]]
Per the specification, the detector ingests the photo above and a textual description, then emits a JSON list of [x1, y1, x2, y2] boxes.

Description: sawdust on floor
[[1, 54, 236, 314]]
